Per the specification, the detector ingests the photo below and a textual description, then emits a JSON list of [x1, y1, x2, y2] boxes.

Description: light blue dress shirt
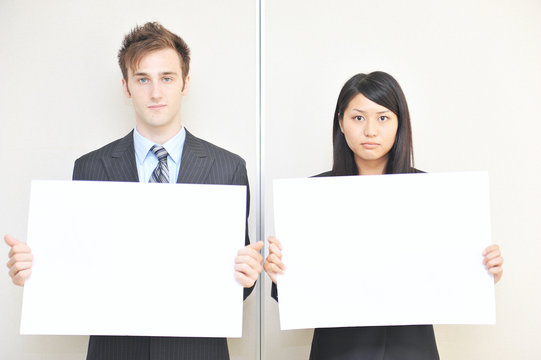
[[133, 126, 186, 183]]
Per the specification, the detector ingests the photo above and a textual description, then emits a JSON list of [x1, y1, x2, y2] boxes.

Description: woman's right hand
[[264, 236, 285, 285]]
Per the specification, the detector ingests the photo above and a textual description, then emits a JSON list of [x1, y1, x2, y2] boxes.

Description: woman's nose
[[364, 118, 377, 137]]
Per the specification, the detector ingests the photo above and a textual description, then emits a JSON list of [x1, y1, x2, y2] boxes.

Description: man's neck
[[135, 122, 182, 145]]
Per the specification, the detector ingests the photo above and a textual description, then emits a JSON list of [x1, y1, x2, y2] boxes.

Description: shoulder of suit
[[187, 131, 246, 166], [73, 130, 248, 168], [75, 133, 131, 164]]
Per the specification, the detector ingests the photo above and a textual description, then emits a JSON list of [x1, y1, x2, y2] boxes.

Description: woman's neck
[[356, 157, 388, 175]]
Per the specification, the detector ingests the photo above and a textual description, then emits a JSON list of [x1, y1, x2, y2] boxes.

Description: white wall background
[[2, 0, 541, 359], [263, 0, 541, 359], [0, 1, 257, 359]]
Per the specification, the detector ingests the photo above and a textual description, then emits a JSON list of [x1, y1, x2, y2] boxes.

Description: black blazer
[[73, 130, 252, 360], [272, 170, 439, 360]]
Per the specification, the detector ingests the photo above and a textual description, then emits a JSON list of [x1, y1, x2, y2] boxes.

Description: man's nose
[[150, 83, 163, 100]]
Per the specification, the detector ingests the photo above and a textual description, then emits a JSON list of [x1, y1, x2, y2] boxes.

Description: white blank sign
[[273, 172, 495, 330], [21, 180, 247, 337]]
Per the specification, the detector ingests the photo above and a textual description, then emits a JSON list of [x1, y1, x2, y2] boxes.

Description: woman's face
[[339, 93, 398, 174]]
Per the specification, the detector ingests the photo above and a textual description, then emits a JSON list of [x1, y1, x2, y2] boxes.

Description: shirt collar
[[133, 126, 186, 165]]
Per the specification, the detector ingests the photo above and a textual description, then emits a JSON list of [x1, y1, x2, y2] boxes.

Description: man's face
[[122, 48, 190, 141]]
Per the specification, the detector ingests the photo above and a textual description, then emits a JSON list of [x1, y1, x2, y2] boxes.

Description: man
[[5, 22, 263, 360]]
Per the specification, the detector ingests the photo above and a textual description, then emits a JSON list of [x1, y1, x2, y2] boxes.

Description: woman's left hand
[[483, 244, 504, 284]]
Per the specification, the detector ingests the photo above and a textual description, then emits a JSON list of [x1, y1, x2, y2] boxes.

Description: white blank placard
[[21, 180, 247, 337], [273, 172, 495, 330]]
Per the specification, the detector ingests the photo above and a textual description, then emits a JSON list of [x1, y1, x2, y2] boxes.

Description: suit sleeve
[[231, 158, 256, 301], [271, 282, 278, 302], [72, 158, 83, 181]]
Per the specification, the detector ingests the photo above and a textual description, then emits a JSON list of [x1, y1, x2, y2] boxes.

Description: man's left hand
[[235, 241, 264, 288]]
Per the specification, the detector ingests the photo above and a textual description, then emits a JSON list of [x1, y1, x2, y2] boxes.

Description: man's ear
[[181, 74, 191, 96], [122, 78, 131, 98]]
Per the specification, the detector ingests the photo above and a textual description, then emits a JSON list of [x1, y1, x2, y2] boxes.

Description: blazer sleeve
[[72, 158, 84, 180], [271, 282, 278, 302], [230, 158, 256, 301]]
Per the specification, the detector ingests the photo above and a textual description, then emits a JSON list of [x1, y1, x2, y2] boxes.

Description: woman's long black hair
[[331, 71, 415, 175]]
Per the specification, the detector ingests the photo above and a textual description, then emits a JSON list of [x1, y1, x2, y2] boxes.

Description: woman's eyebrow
[[351, 108, 392, 114]]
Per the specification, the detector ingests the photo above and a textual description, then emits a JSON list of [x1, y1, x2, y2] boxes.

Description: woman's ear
[[338, 115, 344, 134]]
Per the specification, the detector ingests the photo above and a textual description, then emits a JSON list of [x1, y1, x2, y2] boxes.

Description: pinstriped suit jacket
[[72, 129, 252, 360]]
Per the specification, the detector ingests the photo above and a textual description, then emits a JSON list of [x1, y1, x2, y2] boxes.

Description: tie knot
[[150, 145, 168, 162]]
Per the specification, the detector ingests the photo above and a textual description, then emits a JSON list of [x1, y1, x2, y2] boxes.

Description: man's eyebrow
[[133, 71, 178, 77]]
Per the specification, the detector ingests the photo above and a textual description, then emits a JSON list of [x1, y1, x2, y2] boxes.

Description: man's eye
[[163, 77, 172, 82], [138, 78, 149, 84]]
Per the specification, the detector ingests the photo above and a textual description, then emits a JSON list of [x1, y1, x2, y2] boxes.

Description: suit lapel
[[102, 131, 139, 182], [177, 130, 213, 184]]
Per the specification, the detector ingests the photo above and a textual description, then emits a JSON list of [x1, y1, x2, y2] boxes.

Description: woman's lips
[[361, 142, 379, 149]]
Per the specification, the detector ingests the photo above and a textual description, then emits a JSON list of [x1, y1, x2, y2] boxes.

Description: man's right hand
[[5, 234, 33, 286]]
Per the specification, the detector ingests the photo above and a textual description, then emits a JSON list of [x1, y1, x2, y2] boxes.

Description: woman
[[264, 71, 504, 360]]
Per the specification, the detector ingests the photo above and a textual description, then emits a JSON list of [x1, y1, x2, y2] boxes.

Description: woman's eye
[[378, 116, 388, 121], [354, 115, 364, 121]]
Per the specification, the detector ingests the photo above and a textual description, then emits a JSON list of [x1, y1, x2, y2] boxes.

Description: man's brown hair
[[118, 22, 190, 83]]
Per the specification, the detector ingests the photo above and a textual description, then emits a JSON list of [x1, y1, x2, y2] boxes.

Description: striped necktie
[[149, 145, 170, 183]]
